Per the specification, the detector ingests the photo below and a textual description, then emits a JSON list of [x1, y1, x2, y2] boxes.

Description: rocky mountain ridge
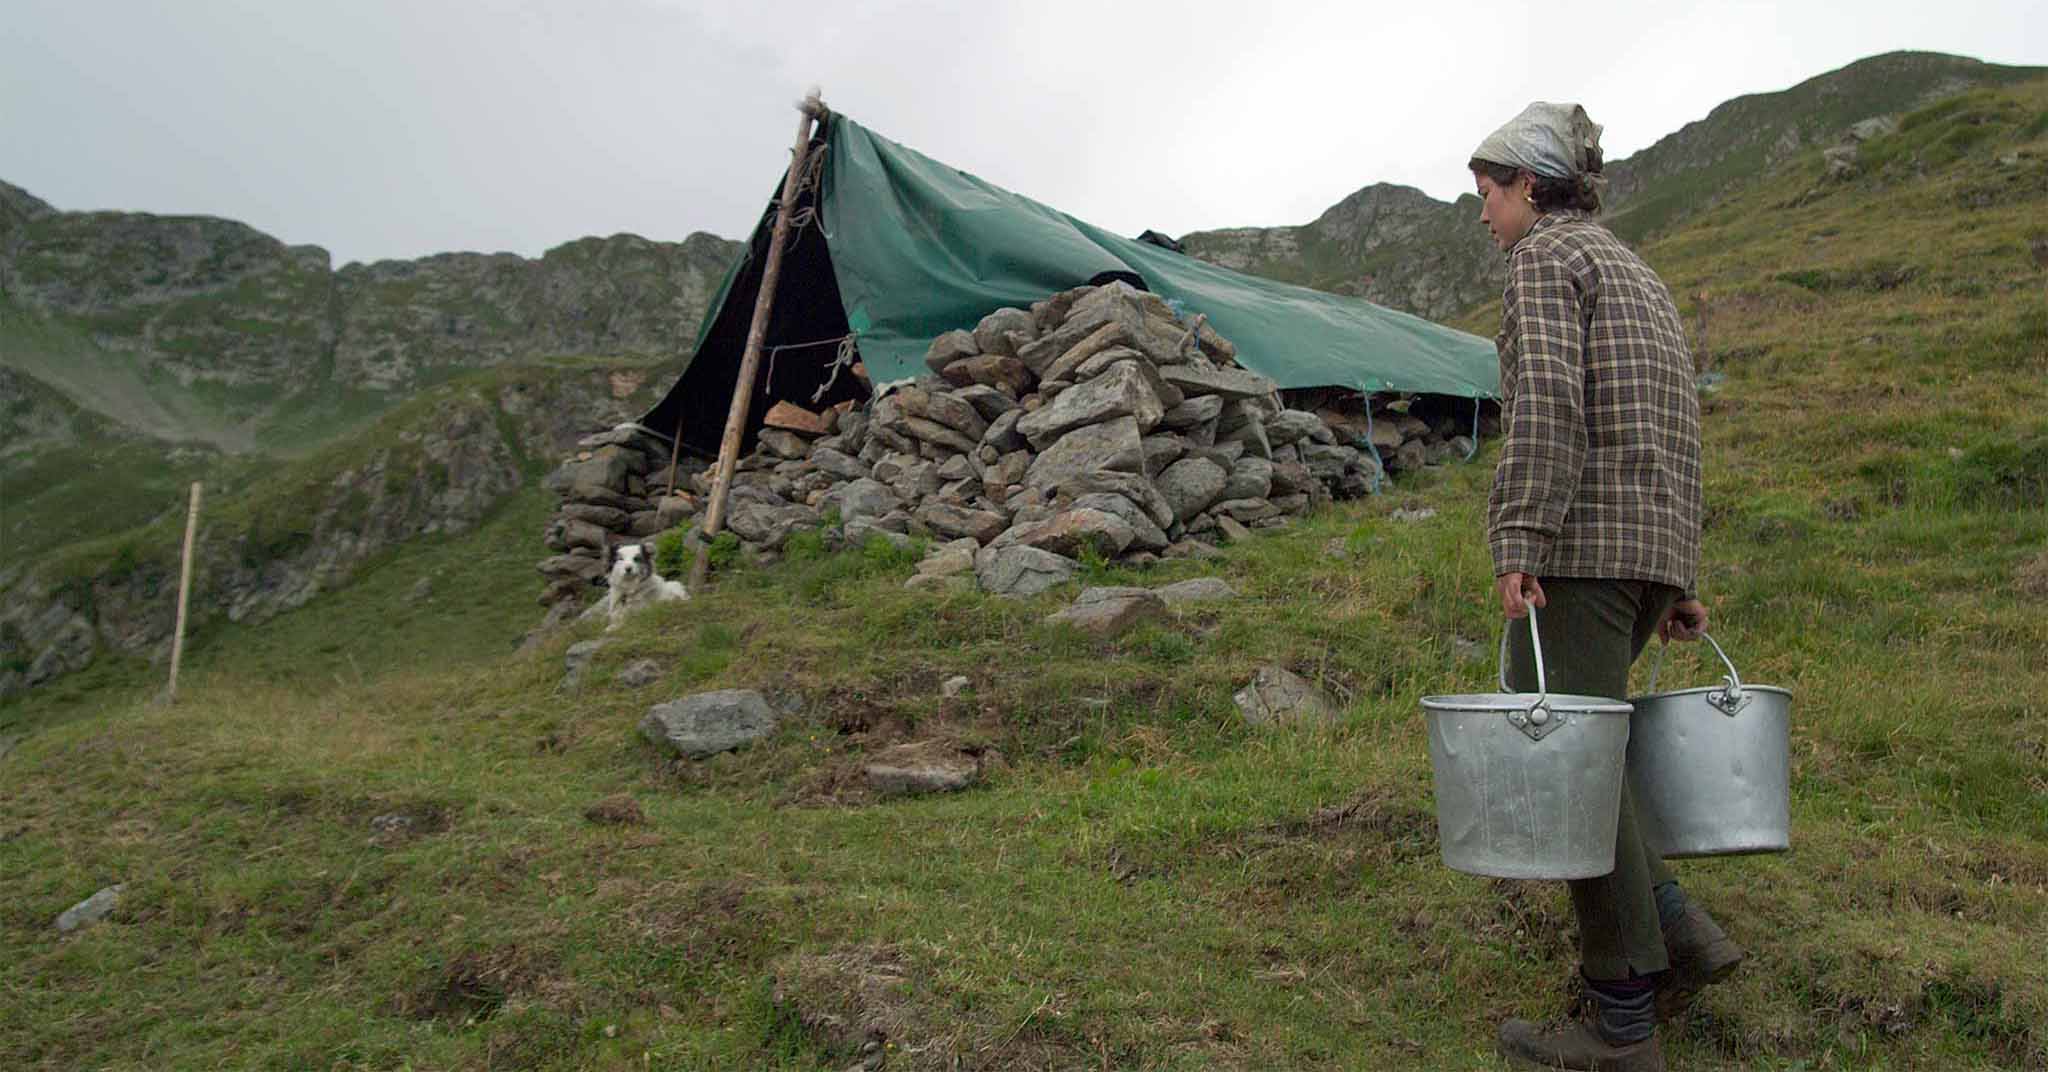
[[1, 177, 742, 445], [1179, 51, 2045, 321]]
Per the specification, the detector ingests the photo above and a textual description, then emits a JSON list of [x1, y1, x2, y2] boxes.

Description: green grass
[[4, 76, 2048, 1072]]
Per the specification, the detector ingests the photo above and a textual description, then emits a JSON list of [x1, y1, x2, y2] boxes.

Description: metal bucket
[[1628, 635, 1793, 858], [1422, 607, 1635, 879]]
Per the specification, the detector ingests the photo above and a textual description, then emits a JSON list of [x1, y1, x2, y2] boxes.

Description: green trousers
[[1503, 577, 1682, 981]]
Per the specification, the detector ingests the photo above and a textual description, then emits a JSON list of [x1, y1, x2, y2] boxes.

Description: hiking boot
[[1497, 1015, 1665, 1072], [1501, 974, 1663, 1072], [1657, 899, 1744, 1021]]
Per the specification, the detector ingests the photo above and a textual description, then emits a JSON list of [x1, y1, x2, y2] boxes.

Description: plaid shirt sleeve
[[1488, 241, 1587, 578]]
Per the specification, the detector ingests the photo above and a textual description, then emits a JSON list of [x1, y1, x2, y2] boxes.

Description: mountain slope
[[4, 74, 2045, 1070], [1179, 51, 2045, 321]]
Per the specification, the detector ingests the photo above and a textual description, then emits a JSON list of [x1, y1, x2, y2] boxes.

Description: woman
[[1471, 102, 1740, 1072]]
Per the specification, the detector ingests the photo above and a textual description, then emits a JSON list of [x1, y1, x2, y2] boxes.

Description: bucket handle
[[1496, 605, 1562, 740], [1647, 632, 1749, 716]]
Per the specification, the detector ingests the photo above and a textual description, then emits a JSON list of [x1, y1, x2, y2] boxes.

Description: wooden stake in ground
[[166, 481, 202, 703], [691, 89, 827, 589]]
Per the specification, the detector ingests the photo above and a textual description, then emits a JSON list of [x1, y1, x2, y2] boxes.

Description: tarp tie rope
[[1359, 391, 1386, 496], [811, 334, 861, 405], [1465, 397, 1482, 460], [783, 145, 832, 252], [760, 333, 859, 400]]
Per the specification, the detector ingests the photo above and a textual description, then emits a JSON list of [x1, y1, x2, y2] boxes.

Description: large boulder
[[974, 544, 1078, 598], [1014, 362, 1163, 448], [981, 409, 1028, 453], [915, 503, 1008, 544], [1222, 458, 1274, 501], [810, 446, 871, 482], [1012, 508, 1135, 559], [826, 477, 902, 522], [948, 383, 1019, 422], [1157, 363, 1277, 401], [1024, 415, 1143, 488], [1062, 470, 1176, 530], [1068, 492, 1169, 553], [924, 329, 979, 374], [640, 689, 781, 758], [1265, 409, 1326, 446], [1157, 456, 1229, 523], [1043, 586, 1166, 639], [972, 307, 1036, 357], [1160, 394, 1224, 432]]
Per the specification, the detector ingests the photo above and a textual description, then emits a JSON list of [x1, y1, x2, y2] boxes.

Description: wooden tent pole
[[166, 481, 202, 703], [692, 89, 826, 589]]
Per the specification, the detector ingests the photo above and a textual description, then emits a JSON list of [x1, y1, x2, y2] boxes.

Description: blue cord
[[1359, 393, 1386, 495]]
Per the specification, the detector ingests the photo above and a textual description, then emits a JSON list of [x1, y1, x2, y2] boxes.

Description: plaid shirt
[[1488, 211, 1702, 594]]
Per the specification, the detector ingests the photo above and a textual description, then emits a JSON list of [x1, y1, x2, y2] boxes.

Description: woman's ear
[[1517, 170, 1538, 202]]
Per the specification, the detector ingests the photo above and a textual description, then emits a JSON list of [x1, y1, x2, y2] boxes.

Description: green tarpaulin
[[643, 113, 1497, 455]]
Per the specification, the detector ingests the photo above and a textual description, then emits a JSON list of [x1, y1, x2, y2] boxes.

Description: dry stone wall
[[537, 282, 1487, 604]]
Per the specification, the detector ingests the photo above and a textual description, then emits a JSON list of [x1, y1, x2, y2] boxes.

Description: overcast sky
[[3, 1, 2042, 268]]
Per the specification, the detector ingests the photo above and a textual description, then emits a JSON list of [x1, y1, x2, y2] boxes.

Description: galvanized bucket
[[1422, 607, 1635, 879], [1628, 635, 1793, 858]]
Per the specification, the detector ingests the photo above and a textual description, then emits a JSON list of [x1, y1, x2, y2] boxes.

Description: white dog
[[604, 542, 688, 631]]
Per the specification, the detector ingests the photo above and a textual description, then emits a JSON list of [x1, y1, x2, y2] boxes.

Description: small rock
[[1215, 515, 1254, 544], [640, 689, 781, 759], [583, 794, 646, 825], [941, 675, 972, 699], [1155, 577, 1236, 606], [369, 813, 415, 835], [1044, 586, 1167, 639], [616, 659, 663, 689], [55, 884, 123, 933], [562, 639, 608, 690], [407, 576, 434, 603], [1323, 537, 1352, 560], [1389, 507, 1437, 522], [765, 400, 835, 436], [974, 544, 1079, 598], [864, 740, 986, 796], [916, 538, 981, 578], [1233, 665, 1341, 726]]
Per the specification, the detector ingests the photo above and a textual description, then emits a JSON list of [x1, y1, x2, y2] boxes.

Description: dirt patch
[[768, 944, 1083, 1070], [402, 947, 553, 1023], [582, 794, 645, 825], [771, 945, 934, 1065], [622, 879, 772, 974], [778, 732, 1002, 809]]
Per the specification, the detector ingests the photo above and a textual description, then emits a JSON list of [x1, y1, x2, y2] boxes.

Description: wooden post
[[166, 481, 202, 703], [691, 89, 826, 588], [662, 409, 686, 504]]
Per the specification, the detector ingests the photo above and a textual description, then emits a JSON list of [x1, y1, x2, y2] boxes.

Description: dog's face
[[609, 542, 652, 585]]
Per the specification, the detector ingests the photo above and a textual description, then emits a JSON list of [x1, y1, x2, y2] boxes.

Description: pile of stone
[[534, 282, 1486, 606], [695, 283, 1390, 570], [534, 424, 709, 605]]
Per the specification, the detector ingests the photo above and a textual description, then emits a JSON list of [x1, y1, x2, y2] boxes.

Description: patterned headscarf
[[1471, 102, 1604, 181]]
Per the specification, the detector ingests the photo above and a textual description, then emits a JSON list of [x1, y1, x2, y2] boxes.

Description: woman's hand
[[1660, 599, 1709, 641], [1497, 572, 1547, 619]]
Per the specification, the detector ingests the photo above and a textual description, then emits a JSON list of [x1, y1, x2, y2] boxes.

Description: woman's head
[[1468, 159, 1601, 251], [1468, 102, 1606, 251]]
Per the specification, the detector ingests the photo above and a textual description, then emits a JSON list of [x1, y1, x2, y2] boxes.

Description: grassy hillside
[[3, 80, 2046, 1071]]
